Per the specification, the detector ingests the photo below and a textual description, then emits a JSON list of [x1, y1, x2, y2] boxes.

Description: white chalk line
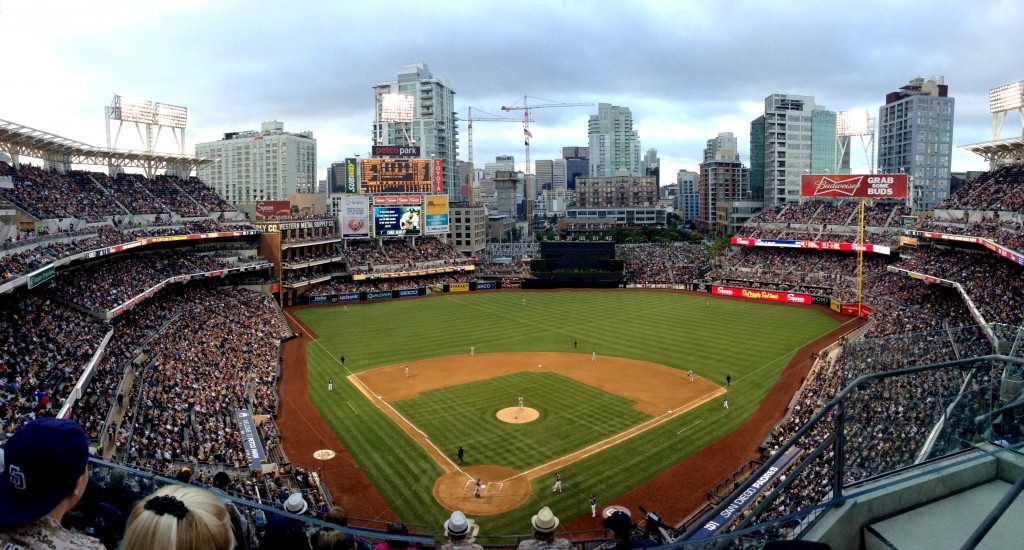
[[677, 419, 704, 435]]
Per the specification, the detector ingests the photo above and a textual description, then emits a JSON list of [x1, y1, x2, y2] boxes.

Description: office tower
[[642, 148, 660, 186], [750, 94, 836, 205], [676, 169, 700, 224], [372, 63, 459, 198], [588, 103, 641, 177], [535, 159, 567, 192], [484, 155, 515, 179], [562, 146, 589, 190], [877, 76, 954, 211], [698, 132, 749, 228], [574, 172, 658, 208], [195, 121, 316, 203]]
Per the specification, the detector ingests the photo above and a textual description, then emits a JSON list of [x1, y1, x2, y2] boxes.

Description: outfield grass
[[298, 290, 842, 535], [391, 371, 651, 470]]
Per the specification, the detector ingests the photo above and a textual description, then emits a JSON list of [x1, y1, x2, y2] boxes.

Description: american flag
[[523, 127, 533, 139]]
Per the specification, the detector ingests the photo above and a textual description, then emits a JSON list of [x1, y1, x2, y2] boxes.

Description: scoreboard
[[360, 159, 432, 193]]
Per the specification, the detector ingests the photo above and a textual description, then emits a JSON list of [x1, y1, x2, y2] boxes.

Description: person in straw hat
[[517, 506, 570, 550], [441, 511, 481, 550]]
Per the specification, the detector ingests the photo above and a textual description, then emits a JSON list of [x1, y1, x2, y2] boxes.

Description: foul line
[[677, 420, 704, 435], [346, 402, 358, 414]]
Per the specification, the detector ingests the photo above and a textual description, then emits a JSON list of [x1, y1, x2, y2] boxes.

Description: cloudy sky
[[2, 0, 1022, 185]]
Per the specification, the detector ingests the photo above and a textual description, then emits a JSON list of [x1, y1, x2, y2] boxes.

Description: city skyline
[[1, 1, 1021, 187]]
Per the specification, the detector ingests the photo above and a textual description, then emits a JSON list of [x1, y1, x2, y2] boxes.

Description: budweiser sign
[[801, 174, 907, 199]]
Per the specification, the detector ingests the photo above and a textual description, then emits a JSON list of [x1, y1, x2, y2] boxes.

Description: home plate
[[313, 449, 336, 460]]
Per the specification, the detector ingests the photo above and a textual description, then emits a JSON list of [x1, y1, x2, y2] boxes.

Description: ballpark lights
[[111, 94, 155, 124], [837, 108, 871, 137], [989, 81, 1024, 114], [154, 102, 188, 129], [380, 93, 414, 123]]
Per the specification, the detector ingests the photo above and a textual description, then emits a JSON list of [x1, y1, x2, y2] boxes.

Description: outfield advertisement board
[[730, 237, 890, 255], [475, 281, 496, 290], [398, 288, 419, 298], [800, 174, 908, 199], [711, 286, 812, 304], [424, 195, 449, 234], [368, 290, 394, 300], [340, 195, 370, 238], [449, 283, 469, 292]]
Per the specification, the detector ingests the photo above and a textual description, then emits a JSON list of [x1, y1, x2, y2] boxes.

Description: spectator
[[372, 522, 412, 550], [211, 471, 250, 550], [441, 511, 481, 550], [0, 417, 105, 549], [517, 506, 570, 550], [258, 493, 311, 550], [122, 484, 235, 550]]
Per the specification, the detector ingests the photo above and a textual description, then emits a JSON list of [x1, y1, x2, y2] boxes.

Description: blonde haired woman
[[123, 485, 235, 550]]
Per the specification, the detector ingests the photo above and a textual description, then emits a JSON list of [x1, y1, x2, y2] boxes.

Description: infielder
[[688, 369, 694, 382], [591, 351, 597, 362], [470, 345, 475, 356], [552, 473, 562, 493], [405, 365, 409, 378]]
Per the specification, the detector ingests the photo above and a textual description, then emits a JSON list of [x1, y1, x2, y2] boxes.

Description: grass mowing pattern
[[391, 372, 651, 470], [299, 290, 842, 534]]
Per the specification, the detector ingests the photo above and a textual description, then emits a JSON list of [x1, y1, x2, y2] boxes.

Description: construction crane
[[501, 96, 594, 233], [456, 107, 531, 205]]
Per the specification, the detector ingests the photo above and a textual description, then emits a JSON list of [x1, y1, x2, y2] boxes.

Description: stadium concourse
[[2, 144, 1023, 548]]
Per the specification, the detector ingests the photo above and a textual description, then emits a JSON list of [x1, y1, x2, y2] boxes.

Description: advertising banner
[[374, 205, 422, 237], [255, 201, 291, 218], [425, 194, 450, 234], [398, 288, 419, 298], [800, 174, 908, 199], [309, 295, 329, 304], [449, 282, 469, 293], [830, 298, 841, 313], [340, 195, 370, 238], [475, 281, 496, 291], [840, 303, 874, 318], [433, 158, 444, 194], [345, 158, 358, 193], [338, 293, 360, 302], [730, 237, 890, 255], [368, 290, 394, 300], [236, 409, 266, 471], [711, 286, 813, 304]]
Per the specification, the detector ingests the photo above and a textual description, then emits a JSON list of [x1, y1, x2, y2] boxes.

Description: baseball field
[[280, 290, 851, 537]]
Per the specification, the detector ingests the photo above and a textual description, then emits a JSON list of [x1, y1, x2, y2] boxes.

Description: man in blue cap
[[0, 417, 106, 549]]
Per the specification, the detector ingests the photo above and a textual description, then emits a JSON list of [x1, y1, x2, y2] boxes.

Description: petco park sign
[[801, 174, 908, 199]]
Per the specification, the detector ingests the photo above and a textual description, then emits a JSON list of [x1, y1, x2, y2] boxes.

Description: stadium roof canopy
[[959, 136, 1024, 166], [0, 119, 215, 177]]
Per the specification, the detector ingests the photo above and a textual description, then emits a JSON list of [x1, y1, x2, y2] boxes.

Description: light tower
[[836, 108, 874, 173], [105, 94, 187, 177], [376, 92, 415, 145]]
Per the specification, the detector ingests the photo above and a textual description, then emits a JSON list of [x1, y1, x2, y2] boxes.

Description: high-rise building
[[195, 121, 316, 203], [676, 169, 700, 224], [877, 76, 954, 211], [535, 159, 567, 192], [588, 104, 641, 177], [484, 155, 515, 179], [575, 171, 658, 208], [698, 133, 749, 230], [562, 146, 589, 190], [750, 94, 836, 205], [372, 63, 459, 199], [642, 148, 660, 186]]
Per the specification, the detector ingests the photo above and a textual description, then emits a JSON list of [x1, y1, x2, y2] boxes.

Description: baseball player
[[591, 351, 597, 362], [590, 495, 597, 517], [475, 477, 482, 498], [457, 446, 464, 465], [470, 345, 475, 356], [688, 369, 694, 382], [405, 365, 410, 378], [340, 355, 345, 366], [518, 394, 524, 410], [723, 396, 729, 409], [552, 473, 562, 493], [328, 378, 333, 391]]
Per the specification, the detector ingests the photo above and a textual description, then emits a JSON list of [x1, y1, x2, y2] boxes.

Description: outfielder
[[590, 495, 597, 518], [552, 473, 562, 493], [328, 378, 333, 391]]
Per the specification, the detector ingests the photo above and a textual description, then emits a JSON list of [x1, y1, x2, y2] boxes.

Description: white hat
[[284, 493, 308, 515], [532, 506, 559, 533], [444, 511, 471, 536]]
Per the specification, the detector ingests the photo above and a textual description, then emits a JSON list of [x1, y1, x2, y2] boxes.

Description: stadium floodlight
[[380, 93, 414, 123], [154, 102, 188, 129], [110, 94, 155, 124], [989, 81, 1024, 114], [837, 109, 871, 137]]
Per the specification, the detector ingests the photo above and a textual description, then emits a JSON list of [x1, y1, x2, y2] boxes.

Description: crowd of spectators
[[305, 272, 477, 297], [617, 243, 711, 284], [938, 164, 1024, 212], [343, 237, 467, 274], [910, 217, 1024, 253]]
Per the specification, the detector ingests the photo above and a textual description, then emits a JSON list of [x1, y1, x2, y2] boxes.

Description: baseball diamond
[[279, 289, 852, 535]]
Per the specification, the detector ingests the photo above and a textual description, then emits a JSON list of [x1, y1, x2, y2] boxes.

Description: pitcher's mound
[[433, 465, 531, 514], [497, 407, 539, 424]]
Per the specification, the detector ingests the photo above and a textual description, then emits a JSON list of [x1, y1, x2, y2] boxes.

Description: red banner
[[801, 174, 907, 199], [840, 303, 873, 318], [433, 159, 444, 194], [255, 201, 291, 218], [711, 286, 812, 304]]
